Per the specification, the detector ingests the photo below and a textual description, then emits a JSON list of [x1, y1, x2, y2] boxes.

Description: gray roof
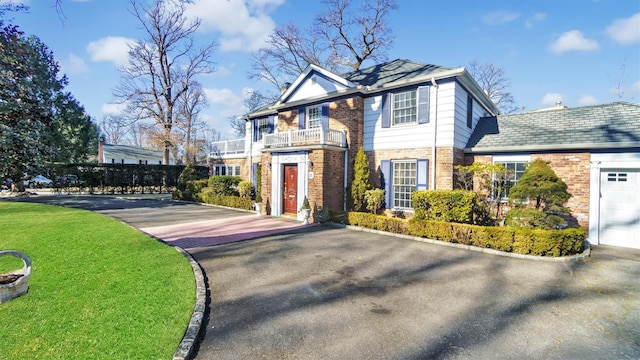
[[466, 102, 640, 153], [103, 144, 171, 162], [343, 59, 453, 88]]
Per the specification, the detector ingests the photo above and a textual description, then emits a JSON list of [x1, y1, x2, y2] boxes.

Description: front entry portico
[[269, 152, 310, 220]]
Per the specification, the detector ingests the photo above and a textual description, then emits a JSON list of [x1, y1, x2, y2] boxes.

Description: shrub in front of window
[[348, 147, 372, 212], [238, 180, 254, 199], [365, 188, 385, 214], [208, 175, 241, 196], [508, 159, 571, 212], [412, 189, 479, 224], [454, 162, 512, 219]]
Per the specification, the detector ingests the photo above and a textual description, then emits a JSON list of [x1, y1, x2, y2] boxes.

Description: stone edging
[[333, 223, 591, 262], [172, 247, 207, 360]]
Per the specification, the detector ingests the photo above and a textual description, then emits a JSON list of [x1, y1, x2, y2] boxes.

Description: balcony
[[263, 127, 347, 150], [209, 138, 245, 158]]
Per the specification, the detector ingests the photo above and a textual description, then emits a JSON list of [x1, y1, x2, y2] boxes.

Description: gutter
[[464, 142, 640, 154]]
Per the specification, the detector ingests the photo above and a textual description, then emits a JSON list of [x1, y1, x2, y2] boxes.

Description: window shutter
[[380, 160, 392, 208], [268, 115, 275, 134], [321, 103, 329, 129], [252, 162, 258, 187], [381, 93, 391, 128], [252, 119, 258, 142], [466, 94, 473, 129], [298, 107, 305, 129], [417, 86, 430, 124], [416, 159, 429, 190]]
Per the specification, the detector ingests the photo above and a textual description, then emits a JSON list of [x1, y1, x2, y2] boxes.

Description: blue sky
[[3, 0, 639, 139]]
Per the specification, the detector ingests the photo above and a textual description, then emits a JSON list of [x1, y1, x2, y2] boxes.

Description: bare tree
[[114, 0, 216, 165], [229, 89, 274, 137], [467, 60, 518, 114], [176, 81, 207, 164], [249, 0, 397, 93], [100, 115, 130, 145]]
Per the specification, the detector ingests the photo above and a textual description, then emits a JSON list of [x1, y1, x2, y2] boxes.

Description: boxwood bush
[[208, 176, 241, 196], [346, 212, 409, 235], [199, 192, 253, 210], [412, 189, 479, 224], [407, 218, 585, 256]]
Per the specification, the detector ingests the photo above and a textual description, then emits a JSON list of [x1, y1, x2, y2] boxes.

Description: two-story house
[[209, 59, 640, 249], [210, 58, 499, 220]]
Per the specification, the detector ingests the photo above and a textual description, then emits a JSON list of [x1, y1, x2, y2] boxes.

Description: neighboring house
[[209, 58, 640, 249], [466, 101, 640, 249], [98, 139, 175, 165]]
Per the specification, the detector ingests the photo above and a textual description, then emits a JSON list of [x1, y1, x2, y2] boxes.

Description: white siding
[[452, 85, 488, 149], [287, 75, 348, 103], [363, 81, 457, 151]]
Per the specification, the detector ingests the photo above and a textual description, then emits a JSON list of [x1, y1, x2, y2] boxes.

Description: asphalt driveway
[[8, 195, 640, 359]]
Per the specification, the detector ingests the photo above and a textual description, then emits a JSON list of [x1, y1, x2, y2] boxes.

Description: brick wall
[[466, 152, 591, 229]]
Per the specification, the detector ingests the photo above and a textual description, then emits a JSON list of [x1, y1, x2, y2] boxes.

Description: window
[[607, 172, 627, 182], [256, 118, 270, 141], [392, 161, 416, 209], [307, 105, 322, 129], [393, 90, 417, 125], [213, 164, 240, 176], [494, 161, 527, 199]]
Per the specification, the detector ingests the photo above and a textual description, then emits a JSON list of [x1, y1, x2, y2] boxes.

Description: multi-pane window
[[393, 90, 417, 125], [256, 118, 270, 141], [213, 164, 240, 176], [392, 161, 416, 209], [307, 105, 322, 129], [494, 161, 527, 199]]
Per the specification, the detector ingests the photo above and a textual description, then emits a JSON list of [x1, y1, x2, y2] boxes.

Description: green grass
[[0, 202, 195, 359]]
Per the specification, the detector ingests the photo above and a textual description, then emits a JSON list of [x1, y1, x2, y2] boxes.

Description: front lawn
[[0, 201, 195, 359]]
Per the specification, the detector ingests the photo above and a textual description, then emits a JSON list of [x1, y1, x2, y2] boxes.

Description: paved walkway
[[7, 195, 640, 359]]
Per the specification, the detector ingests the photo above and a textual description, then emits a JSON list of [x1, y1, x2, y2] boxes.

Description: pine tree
[[508, 159, 571, 212], [349, 147, 372, 212]]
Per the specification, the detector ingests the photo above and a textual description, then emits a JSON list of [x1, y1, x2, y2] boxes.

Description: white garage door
[[599, 169, 640, 248]]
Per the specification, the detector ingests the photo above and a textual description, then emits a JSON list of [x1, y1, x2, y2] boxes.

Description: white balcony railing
[[209, 138, 245, 157], [264, 127, 347, 149]]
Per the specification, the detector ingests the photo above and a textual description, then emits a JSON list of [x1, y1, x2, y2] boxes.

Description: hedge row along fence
[[346, 212, 586, 257], [47, 163, 209, 194]]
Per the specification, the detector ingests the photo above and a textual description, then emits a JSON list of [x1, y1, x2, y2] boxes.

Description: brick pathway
[[141, 215, 309, 249]]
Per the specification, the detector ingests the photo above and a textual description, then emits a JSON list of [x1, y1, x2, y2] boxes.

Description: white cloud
[[606, 13, 640, 45], [629, 80, 640, 93], [482, 11, 521, 25], [86, 36, 136, 67], [101, 103, 126, 115], [184, 0, 283, 52], [541, 93, 565, 106], [548, 30, 599, 54], [578, 95, 598, 106], [0, 0, 28, 4], [203, 88, 244, 117], [525, 12, 547, 28], [61, 53, 89, 74]]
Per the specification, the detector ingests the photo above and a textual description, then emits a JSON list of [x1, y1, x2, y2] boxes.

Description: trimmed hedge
[[346, 212, 409, 235], [412, 189, 479, 224], [408, 218, 585, 256], [208, 176, 241, 196], [198, 192, 253, 210]]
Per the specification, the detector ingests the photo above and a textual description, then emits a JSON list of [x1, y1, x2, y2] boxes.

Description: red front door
[[283, 165, 298, 214]]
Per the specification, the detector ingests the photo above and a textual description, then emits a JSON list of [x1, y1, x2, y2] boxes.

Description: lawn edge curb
[[332, 223, 591, 262], [172, 246, 207, 360]]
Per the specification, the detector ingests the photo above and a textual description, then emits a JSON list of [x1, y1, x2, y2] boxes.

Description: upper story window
[[256, 118, 270, 141], [393, 90, 417, 125], [307, 105, 322, 129]]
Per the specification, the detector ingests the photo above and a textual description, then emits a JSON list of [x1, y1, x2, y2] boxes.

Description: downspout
[[344, 149, 348, 211], [430, 77, 439, 190]]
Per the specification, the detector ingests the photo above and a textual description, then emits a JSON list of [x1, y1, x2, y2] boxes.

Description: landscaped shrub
[[208, 175, 241, 196], [508, 159, 571, 212], [365, 188, 385, 214], [348, 147, 372, 212], [346, 212, 409, 235], [200, 192, 253, 210], [407, 219, 585, 256], [412, 189, 479, 224], [505, 208, 567, 230], [238, 180, 254, 199]]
